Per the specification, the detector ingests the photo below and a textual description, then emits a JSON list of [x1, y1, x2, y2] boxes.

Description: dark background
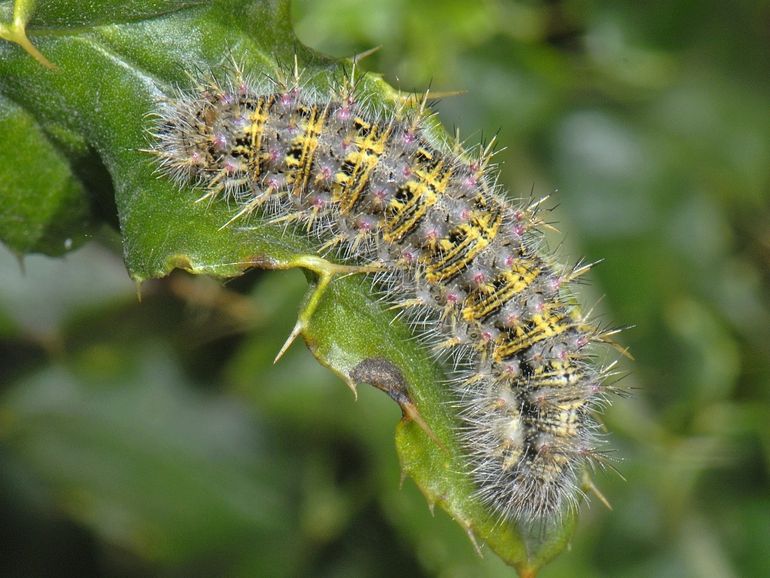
[[1, 0, 768, 576]]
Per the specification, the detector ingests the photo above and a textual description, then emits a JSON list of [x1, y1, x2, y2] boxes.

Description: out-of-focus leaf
[[0, 243, 133, 334], [0, 95, 93, 255], [0, 347, 299, 573]]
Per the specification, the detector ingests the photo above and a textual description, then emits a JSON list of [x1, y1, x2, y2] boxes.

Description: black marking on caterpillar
[[148, 60, 621, 523]]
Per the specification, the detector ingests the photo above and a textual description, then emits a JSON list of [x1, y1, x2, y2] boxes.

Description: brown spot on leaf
[[350, 357, 443, 448]]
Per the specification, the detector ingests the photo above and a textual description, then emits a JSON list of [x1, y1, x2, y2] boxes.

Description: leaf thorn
[[274, 319, 303, 364]]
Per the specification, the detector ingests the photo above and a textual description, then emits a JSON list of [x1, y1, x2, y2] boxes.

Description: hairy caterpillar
[[149, 61, 620, 522]]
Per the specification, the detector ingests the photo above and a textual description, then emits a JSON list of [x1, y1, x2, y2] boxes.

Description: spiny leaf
[[0, 0, 576, 573]]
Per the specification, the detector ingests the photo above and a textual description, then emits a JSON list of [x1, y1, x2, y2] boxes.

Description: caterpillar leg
[[0, 0, 54, 68]]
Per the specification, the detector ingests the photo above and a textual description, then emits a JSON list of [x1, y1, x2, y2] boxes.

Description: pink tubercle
[[547, 276, 563, 292], [317, 165, 333, 182], [280, 92, 295, 107], [502, 312, 520, 327], [223, 158, 240, 173], [356, 217, 373, 232], [480, 329, 496, 343], [423, 227, 439, 242], [336, 106, 352, 121], [401, 249, 417, 264], [445, 291, 461, 304], [500, 361, 521, 379], [212, 133, 229, 152]]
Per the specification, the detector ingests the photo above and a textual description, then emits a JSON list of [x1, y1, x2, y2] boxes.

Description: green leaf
[[0, 94, 94, 255], [0, 0, 576, 573], [0, 347, 299, 572]]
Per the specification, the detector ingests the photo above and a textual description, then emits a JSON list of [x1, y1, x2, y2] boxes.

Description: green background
[[1, 0, 769, 576]]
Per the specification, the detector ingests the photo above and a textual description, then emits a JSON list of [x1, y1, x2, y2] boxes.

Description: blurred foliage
[[1, 0, 769, 577]]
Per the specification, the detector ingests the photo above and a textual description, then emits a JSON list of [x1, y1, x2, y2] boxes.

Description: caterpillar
[[149, 61, 619, 522]]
